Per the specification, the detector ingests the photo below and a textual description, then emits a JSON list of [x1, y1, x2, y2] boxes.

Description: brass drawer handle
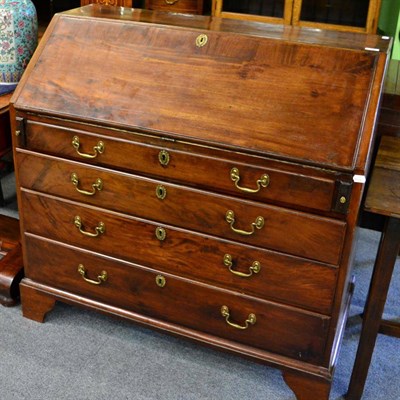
[[78, 264, 107, 285], [74, 216, 105, 237], [223, 254, 261, 278], [165, 0, 179, 4], [72, 136, 105, 159], [220, 305, 256, 330], [225, 210, 264, 236], [230, 167, 270, 194], [71, 173, 103, 196]]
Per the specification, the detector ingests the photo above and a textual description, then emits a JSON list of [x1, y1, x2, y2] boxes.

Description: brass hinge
[[15, 117, 26, 138], [332, 179, 353, 214]]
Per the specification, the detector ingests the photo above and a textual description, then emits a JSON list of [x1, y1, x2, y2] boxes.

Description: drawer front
[[17, 152, 346, 264], [20, 191, 338, 314], [22, 120, 340, 213], [145, 0, 202, 13], [24, 235, 330, 365]]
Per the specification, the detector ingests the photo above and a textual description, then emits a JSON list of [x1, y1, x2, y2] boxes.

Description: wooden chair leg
[[346, 217, 400, 400]]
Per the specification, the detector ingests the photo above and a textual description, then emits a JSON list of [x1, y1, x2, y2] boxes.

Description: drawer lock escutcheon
[[156, 185, 167, 200], [78, 264, 107, 285], [71, 173, 103, 196], [72, 136, 105, 159], [225, 210, 264, 236], [223, 254, 261, 278], [230, 167, 270, 194], [74, 216, 105, 238], [158, 150, 170, 166], [195, 34, 208, 48], [220, 305, 256, 330], [155, 227, 167, 241], [155, 274, 166, 288]]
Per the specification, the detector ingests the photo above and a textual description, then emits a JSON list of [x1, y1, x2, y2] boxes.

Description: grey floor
[[0, 171, 399, 400]]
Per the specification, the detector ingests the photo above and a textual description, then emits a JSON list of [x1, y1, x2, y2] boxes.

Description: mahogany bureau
[[10, 5, 390, 399]]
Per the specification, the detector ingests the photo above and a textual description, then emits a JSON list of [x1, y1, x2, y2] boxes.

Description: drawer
[[145, 0, 203, 14], [24, 235, 330, 365], [16, 152, 346, 265], [20, 191, 338, 314], [17, 152, 346, 264], [21, 120, 343, 214]]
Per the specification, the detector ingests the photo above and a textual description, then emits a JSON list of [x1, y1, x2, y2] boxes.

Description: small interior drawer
[[145, 0, 203, 14]]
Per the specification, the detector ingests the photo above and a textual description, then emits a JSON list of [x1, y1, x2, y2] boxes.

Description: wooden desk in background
[[0, 93, 23, 307], [346, 135, 400, 400], [0, 215, 23, 307]]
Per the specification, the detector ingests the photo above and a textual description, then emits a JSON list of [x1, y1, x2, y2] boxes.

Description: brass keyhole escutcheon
[[158, 150, 170, 166], [196, 34, 208, 48], [155, 227, 167, 241], [156, 274, 166, 288], [156, 185, 167, 200]]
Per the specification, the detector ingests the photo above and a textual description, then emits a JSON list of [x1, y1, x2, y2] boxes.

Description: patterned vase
[[0, 0, 37, 95]]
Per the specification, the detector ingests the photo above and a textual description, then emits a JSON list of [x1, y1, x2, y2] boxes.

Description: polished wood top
[[365, 136, 400, 218], [67, 5, 391, 52]]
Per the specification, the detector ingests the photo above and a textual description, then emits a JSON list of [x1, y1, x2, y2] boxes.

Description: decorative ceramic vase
[[0, 0, 37, 94]]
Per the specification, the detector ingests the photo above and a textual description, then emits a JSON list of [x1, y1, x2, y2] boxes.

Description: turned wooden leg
[[282, 370, 331, 400], [20, 280, 56, 322]]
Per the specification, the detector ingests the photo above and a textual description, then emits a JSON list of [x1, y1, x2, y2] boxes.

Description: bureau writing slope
[[10, 5, 390, 399]]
